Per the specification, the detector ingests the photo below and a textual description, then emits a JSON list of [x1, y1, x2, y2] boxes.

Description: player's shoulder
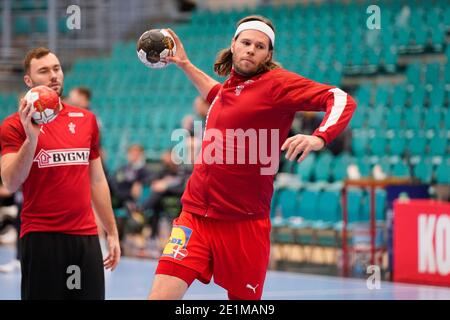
[[62, 103, 97, 120], [1, 112, 21, 128], [267, 67, 306, 82]]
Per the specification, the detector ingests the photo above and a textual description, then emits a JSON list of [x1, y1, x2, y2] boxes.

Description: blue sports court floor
[[1, 245, 450, 300]]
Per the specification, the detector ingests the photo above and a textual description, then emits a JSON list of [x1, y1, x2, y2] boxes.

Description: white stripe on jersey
[[319, 88, 347, 132]]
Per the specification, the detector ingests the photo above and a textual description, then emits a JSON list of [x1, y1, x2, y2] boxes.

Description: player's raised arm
[[165, 28, 220, 100]]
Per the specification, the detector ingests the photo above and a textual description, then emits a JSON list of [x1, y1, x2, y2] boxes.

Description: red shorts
[[156, 211, 271, 299]]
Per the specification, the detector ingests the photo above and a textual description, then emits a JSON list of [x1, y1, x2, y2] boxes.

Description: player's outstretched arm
[[165, 28, 219, 100], [1, 99, 40, 193]]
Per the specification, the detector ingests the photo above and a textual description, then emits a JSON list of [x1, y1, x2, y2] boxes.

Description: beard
[[233, 62, 263, 77], [232, 57, 267, 77]]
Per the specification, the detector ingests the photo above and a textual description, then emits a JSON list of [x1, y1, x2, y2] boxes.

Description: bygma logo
[[418, 214, 450, 276]]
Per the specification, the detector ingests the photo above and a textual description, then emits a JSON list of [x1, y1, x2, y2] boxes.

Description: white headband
[[234, 21, 275, 47]]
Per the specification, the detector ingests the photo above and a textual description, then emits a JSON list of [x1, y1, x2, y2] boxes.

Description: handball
[[25, 85, 60, 125], [136, 29, 176, 69]]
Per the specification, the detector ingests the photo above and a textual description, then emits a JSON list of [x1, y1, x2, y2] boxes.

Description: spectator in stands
[[182, 96, 210, 136], [139, 150, 193, 240], [0, 172, 22, 273], [109, 144, 152, 239], [0, 96, 25, 273], [181, 96, 209, 166]]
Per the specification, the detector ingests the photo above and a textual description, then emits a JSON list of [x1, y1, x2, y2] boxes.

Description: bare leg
[[148, 274, 189, 300]]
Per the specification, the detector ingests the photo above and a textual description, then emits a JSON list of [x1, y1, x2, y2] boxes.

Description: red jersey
[[181, 68, 357, 221], [1, 103, 100, 237]]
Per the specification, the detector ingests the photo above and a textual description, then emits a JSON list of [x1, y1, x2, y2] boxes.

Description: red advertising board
[[394, 199, 450, 286]]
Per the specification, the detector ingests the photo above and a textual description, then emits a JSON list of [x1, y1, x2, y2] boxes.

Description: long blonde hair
[[213, 15, 280, 77]]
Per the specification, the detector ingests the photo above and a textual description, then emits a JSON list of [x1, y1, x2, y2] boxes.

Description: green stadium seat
[[313, 152, 333, 182], [346, 187, 363, 223], [407, 134, 427, 156], [352, 129, 369, 157], [424, 110, 443, 130], [374, 85, 391, 108], [445, 110, 450, 128], [356, 157, 371, 177], [397, 27, 411, 51], [354, 84, 372, 107], [367, 106, 385, 128], [429, 84, 445, 109], [413, 158, 434, 183], [411, 26, 427, 51], [316, 189, 341, 226], [58, 17, 68, 34], [349, 106, 365, 129], [429, 132, 447, 156], [409, 86, 426, 108], [391, 160, 410, 178], [388, 133, 406, 156], [382, 48, 398, 73], [444, 64, 450, 84], [435, 159, 450, 184], [14, 16, 32, 35], [445, 7, 450, 28], [332, 152, 353, 181], [391, 85, 407, 107], [370, 133, 387, 156], [406, 62, 422, 85], [404, 107, 423, 129], [272, 188, 299, 244], [272, 188, 298, 228], [290, 188, 320, 245], [431, 26, 445, 52], [295, 152, 315, 182], [365, 50, 380, 74], [378, 156, 392, 176], [315, 189, 341, 246], [425, 62, 441, 85], [296, 188, 319, 224], [35, 15, 47, 33], [386, 106, 403, 129]]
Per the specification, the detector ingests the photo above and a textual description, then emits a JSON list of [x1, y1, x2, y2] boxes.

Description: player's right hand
[[18, 98, 41, 142], [165, 28, 190, 68]]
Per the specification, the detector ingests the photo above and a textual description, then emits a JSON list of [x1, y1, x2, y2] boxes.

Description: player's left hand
[[104, 233, 121, 271], [281, 134, 325, 163]]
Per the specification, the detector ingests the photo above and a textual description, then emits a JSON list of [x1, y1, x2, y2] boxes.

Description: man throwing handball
[[148, 15, 356, 300]]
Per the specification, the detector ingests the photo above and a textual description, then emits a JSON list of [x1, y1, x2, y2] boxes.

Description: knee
[[228, 292, 244, 300], [148, 285, 186, 300]]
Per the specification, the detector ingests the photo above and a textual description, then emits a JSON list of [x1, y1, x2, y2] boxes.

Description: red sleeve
[[271, 69, 357, 144], [89, 115, 100, 160], [1, 115, 26, 155], [206, 83, 222, 105]]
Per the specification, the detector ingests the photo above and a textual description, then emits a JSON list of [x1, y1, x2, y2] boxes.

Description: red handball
[[25, 85, 60, 124]]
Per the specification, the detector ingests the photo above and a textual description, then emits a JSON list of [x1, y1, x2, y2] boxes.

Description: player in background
[[66, 86, 92, 110], [0, 47, 120, 300]]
